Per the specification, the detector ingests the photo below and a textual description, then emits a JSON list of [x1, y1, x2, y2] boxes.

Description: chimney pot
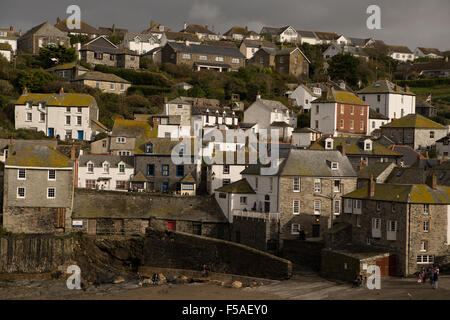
[[426, 171, 437, 189], [59, 87, 64, 94], [184, 22, 187, 30], [22, 87, 28, 95], [56, 17, 61, 24]]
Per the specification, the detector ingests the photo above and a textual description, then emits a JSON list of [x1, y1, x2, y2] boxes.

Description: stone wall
[[0, 234, 74, 273], [231, 216, 279, 252], [143, 228, 292, 280], [281, 239, 325, 270]]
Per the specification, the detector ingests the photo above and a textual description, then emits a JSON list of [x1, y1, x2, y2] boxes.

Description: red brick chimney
[[70, 144, 76, 160], [10, 136, 13, 145], [9, 26, 14, 31], [152, 117, 158, 129]]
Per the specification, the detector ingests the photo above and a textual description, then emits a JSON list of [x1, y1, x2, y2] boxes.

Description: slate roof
[[208, 151, 259, 165], [358, 79, 415, 96], [0, 139, 57, 154], [46, 62, 89, 72], [314, 31, 339, 41], [296, 30, 317, 38], [215, 178, 256, 194], [168, 96, 221, 108], [391, 145, 425, 166], [310, 136, 402, 157], [348, 37, 373, 47], [55, 19, 99, 35], [73, 71, 130, 84], [5, 145, 73, 168], [111, 119, 153, 138], [21, 22, 67, 38], [280, 149, 356, 177], [180, 172, 196, 183], [239, 122, 257, 129], [417, 47, 443, 56], [357, 162, 395, 179], [271, 121, 291, 128], [167, 42, 245, 58], [123, 32, 159, 42], [79, 154, 134, 167], [223, 26, 249, 37], [381, 114, 446, 129], [293, 127, 320, 133], [416, 100, 435, 110], [136, 137, 195, 156], [312, 87, 367, 105], [241, 39, 277, 49], [369, 108, 389, 120], [386, 45, 413, 54], [16, 93, 96, 107], [80, 36, 138, 56], [343, 183, 450, 204], [250, 98, 290, 112]]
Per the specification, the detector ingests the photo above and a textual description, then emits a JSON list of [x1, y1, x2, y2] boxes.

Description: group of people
[[417, 266, 439, 289], [352, 274, 363, 288]]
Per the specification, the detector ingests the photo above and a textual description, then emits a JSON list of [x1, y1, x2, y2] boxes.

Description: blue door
[[48, 128, 54, 137], [162, 182, 169, 193], [77, 130, 84, 140]]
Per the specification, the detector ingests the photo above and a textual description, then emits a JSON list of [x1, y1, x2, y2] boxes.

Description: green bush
[[94, 65, 173, 87], [127, 85, 171, 95], [397, 78, 450, 87]]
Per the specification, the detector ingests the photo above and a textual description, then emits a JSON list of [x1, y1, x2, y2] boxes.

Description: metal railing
[[232, 209, 280, 221]]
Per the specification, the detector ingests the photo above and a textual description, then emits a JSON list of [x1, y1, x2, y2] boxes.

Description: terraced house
[[310, 136, 402, 171], [380, 114, 448, 150], [342, 174, 450, 276], [2, 145, 74, 233], [133, 137, 201, 194], [310, 84, 369, 136], [277, 149, 357, 243], [161, 41, 245, 72], [14, 89, 106, 141]]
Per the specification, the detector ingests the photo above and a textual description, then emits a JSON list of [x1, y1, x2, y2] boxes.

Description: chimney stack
[[164, 96, 168, 103], [205, 25, 208, 30], [9, 26, 14, 31], [152, 117, 158, 129], [56, 17, 61, 24], [337, 144, 346, 156], [10, 136, 13, 145], [369, 174, 375, 197], [70, 144, 76, 160], [22, 86, 28, 95], [426, 171, 437, 189], [59, 87, 64, 94], [256, 92, 261, 100], [184, 22, 187, 30], [150, 20, 154, 28]]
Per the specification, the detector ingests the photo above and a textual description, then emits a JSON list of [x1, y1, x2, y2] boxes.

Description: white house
[[14, 89, 106, 141], [358, 80, 416, 121], [413, 47, 444, 60], [368, 109, 389, 134], [296, 30, 319, 45], [244, 96, 297, 141], [78, 154, 134, 191], [260, 26, 297, 43], [387, 45, 414, 62], [239, 39, 277, 59], [286, 84, 321, 111], [291, 127, 322, 148], [323, 44, 369, 61], [0, 26, 19, 53], [335, 35, 351, 45], [206, 151, 256, 195], [0, 43, 12, 61], [151, 114, 190, 139], [122, 32, 160, 55]]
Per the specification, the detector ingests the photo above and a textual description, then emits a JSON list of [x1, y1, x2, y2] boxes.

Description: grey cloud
[[0, 0, 448, 50]]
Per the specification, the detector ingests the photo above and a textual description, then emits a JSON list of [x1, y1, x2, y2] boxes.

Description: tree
[[327, 54, 361, 87], [37, 45, 77, 69], [16, 69, 56, 92], [107, 33, 124, 45]]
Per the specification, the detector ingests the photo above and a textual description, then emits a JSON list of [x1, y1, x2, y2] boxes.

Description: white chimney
[[185, 40, 190, 46], [184, 22, 187, 30], [256, 94, 261, 100]]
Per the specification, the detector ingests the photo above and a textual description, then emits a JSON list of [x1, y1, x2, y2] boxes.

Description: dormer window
[[325, 138, 333, 150], [103, 162, 110, 174], [364, 139, 372, 151], [331, 162, 339, 170], [145, 143, 153, 153], [118, 163, 125, 173]]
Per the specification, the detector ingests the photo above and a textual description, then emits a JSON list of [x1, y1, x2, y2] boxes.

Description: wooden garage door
[[376, 255, 397, 277]]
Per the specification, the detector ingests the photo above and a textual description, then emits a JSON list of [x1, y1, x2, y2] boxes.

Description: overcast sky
[[1, 0, 449, 51]]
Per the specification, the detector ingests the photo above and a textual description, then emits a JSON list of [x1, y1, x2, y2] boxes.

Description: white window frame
[[65, 115, 71, 125], [47, 187, 55, 199], [240, 196, 247, 205], [423, 220, 430, 232], [17, 187, 25, 199], [334, 200, 341, 215], [293, 200, 300, 215], [417, 254, 434, 264], [48, 169, 56, 181], [18, 169, 26, 180], [293, 177, 300, 192], [87, 162, 94, 173], [223, 165, 230, 174], [118, 163, 125, 173], [77, 116, 82, 126], [424, 204, 429, 215], [372, 218, 381, 238], [314, 200, 321, 215], [331, 162, 339, 170], [26, 112, 32, 122], [314, 179, 321, 193], [420, 240, 428, 252], [291, 223, 300, 235]]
